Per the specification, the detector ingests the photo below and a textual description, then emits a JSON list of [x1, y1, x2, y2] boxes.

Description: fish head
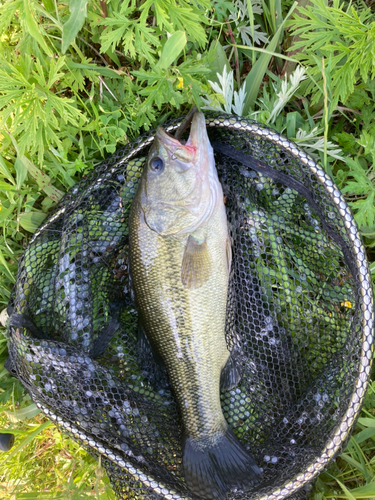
[[140, 112, 221, 236]]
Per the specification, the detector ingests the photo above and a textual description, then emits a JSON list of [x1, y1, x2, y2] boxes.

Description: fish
[[129, 111, 261, 499]]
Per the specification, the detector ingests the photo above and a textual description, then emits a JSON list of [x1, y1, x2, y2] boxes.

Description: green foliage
[[340, 158, 375, 229], [287, 0, 375, 107], [62, 0, 89, 54], [0, 0, 374, 497], [313, 379, 375, 500], [0, 55, 85, 164], [95, 0, 210, 63]]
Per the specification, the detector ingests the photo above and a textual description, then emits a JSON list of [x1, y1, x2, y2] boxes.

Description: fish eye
[[149, 156, 165, 173]]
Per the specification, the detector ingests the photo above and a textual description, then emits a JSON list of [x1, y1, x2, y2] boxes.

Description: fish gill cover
[[6, 113, 374, 500]]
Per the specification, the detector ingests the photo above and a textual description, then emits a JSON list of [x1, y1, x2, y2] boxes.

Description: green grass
[[0, 0, 374, 499], [0, 417, 116, 499]]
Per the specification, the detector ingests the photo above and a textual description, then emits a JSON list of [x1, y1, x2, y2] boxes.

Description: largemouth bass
[[129, 112, 261, 499]]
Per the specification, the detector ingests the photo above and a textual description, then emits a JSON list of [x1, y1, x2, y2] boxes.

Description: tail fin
[[183, 428, 261, 500]]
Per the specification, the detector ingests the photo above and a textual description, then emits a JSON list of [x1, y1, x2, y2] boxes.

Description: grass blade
[[351, 426, 375, 445], [332, 477, 356, 500], [0, 420, 51, 464], [65, 61, 124, 78], [246, 0, 256, 65], [349, 482, 375, 498], [357, 418, 375, 428], [274, 0, 283, 33], [242, 1, 298, 114], [340, 453, 373, 484], [235, 45, 297, 62]]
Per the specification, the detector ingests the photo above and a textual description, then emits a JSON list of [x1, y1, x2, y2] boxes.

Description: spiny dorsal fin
[[181, 235, 212, 289]]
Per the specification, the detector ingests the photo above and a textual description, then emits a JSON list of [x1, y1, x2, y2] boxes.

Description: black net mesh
[[6, 113, 374, 500]]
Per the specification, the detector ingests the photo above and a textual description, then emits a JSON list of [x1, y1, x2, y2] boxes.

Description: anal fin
[[220, 344, 244, 391], [181, 234, 212, 289]]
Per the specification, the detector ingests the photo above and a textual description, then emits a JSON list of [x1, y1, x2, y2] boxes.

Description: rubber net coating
[[6, 113, 374, 500]]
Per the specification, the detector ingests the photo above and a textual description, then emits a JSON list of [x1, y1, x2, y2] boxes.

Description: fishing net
[[6, 113, 374, 500]]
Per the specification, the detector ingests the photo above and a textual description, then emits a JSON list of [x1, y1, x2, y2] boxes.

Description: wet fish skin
[[129, 112, 261, 499]]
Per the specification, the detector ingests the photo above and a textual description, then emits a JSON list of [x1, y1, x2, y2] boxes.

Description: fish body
[[129, 112, 261, 499]]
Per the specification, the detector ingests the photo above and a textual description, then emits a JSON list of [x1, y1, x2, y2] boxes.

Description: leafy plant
[[287, 0, 375, 107], [202, 65, 248, 115], [340, 158, 375, 229], [0, 56, 85, 164], [94, 0, 210, 62], [228, 0, 268, 47]]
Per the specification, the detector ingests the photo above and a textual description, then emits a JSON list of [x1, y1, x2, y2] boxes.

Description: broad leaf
[[62, 0, 88, 54], [156, 31, 187, 70], [19, 212, 47, 233], [207, 40, 231, 85]]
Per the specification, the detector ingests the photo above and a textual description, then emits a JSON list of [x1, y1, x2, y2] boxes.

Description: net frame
[[7, 113, 374, 500]]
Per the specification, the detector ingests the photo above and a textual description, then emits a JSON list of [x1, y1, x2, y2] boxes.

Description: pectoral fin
[[181, 235, 212, 289]]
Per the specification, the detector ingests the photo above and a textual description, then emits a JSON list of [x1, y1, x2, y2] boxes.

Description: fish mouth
[[155, 127, 182, 149], [185, 111, 208, 149], [155, 111, 207, 159], [156, 127, 196, 164]]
